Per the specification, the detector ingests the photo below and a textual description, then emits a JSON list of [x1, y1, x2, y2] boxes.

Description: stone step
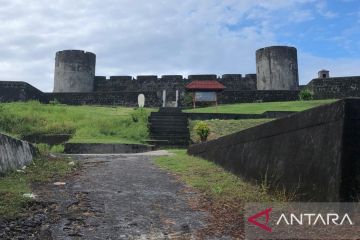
[[149, 122, 188, 127], [150, 133, 190, 138], [150, 130, 189, 135], [150, 135, 190, 141], [150, 139, 189, 144], [150, 113, 187, 117], [150, 124, 188, 129], [149, 117, 188, 122], [149, 124, 189, 131], [158, 107, 183, 113], [149, 116, 188, 121], [148, 108, 190, 147], [146, 140, 189, 148]]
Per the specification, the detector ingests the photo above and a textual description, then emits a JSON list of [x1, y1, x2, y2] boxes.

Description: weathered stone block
[[0, 133, 36, 174], [188, 75, 217, 81]]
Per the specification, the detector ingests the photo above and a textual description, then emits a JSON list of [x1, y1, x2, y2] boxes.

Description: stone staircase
[[147, 108, 190, 147]]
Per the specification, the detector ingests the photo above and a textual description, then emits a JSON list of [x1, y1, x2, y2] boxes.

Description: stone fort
[[1, 45, 360, 107]]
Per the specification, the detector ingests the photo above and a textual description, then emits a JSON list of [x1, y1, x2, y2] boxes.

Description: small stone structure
[[188, 98, 360, 201], [318, 69, 330, 79], [0, 133, 36, 174]]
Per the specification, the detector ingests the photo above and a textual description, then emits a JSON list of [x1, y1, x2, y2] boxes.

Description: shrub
[[130, 108, 148, 123], [50, 144, 65, 153], [194, 121, 210, 142], [299, 89, 313, 101], [35, 143, 51, 155], [183, 92, 194, 108]]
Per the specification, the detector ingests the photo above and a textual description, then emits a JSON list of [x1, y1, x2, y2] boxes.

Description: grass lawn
[[0, 101, 155, 144], [185, 99, 336, 114], [155, 150, 295, 238], [190, 119, 272, 143], [0, 156, 75, 218], [155, 150, 286, 203]]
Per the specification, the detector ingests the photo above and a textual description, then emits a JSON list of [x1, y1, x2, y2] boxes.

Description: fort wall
[[54, 50, 96, 93], [0, 81, 46, 103], [93, 74, 257, 92], [307, 76, 360, 99], [188, 99, 360, 201], [2, 75, 360, 107]]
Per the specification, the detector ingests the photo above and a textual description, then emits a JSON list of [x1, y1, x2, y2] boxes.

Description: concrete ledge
[[22, 134, 72, 146], [64, 143, 155, 154], [0, 133, 36, 174], [188, 98, 360, 201], [186, 111, 296, 120], [186, 112, 263, 120]]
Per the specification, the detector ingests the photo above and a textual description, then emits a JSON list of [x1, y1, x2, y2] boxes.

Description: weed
[[0, 155, 75, 218], [155, 150, 277, 202], [299, 89, 314, 101], [190, 119, 271, 143], [185, 99, 336, 114], [0, 101, 154, 144], [50, 144, 65, 153]]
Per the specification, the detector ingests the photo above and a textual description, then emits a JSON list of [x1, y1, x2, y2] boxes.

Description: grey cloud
[[0, 0, 358, 91]]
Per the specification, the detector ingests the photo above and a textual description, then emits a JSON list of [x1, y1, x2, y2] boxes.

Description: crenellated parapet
[[52, 46, 301, 94], [93, 73, 258, 92]]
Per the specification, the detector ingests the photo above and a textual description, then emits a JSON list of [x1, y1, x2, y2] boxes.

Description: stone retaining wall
[[64, 143, 155, 154], [188, 99, 360, 201], [0, 133, 36, 174], [218, 90, 299, 104], [186, 111, 296, 120]]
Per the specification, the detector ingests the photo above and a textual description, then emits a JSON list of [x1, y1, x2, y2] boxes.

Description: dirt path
[[35, 151, 209, 239]]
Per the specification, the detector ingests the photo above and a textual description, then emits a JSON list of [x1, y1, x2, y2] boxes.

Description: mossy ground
[[185, 99, 336, 114], [0, 156, 76, 218], [190, 118, 272, 143], [0, 101, 154, 144], [154, 150, 290, 203]]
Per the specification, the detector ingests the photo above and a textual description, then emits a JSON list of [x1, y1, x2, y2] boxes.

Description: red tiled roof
[[185, 80, 225, 90]]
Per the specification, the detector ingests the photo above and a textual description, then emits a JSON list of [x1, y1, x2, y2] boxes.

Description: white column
[[162, 90, 166, 107], [175, 90, 179, 108]]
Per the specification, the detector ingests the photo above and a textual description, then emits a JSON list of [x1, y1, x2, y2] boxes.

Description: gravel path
[[35, 151, 208, 239]]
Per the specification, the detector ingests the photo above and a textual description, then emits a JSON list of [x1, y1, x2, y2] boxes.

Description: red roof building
[[185, 80, 225, 91]]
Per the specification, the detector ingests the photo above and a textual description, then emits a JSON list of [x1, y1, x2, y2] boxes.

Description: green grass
[[185, 99, 336, 114], [0, 101, 155, 144], [0, 156, 75, 218], [187, 100, 337, 142], [190, 119, 272, 143], [0, 100, 337, 144], [155, 150, 282, 203]]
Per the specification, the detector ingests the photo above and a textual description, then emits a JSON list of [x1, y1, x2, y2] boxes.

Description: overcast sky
[[0, 0, 359, 91]]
